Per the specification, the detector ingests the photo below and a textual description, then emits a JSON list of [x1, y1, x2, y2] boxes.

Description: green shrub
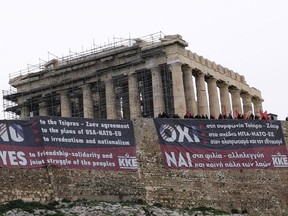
[[153, 203, 163, 208], [241, 208, 248, 214], [231, 208, 239, 213], [48, 201, 60, 209], [61, 198, 71, 203], [0, 199, 59, 214], [190, 206, 229, 214]]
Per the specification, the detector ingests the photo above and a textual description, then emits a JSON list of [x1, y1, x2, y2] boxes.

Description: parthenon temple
[[3, 32, 263, 120]]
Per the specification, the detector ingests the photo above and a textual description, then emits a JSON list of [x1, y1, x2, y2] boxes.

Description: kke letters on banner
[[0, 116, 137, 170], [154, 118, 288, 169]]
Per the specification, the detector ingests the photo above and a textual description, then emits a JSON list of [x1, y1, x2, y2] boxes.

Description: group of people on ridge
[[157, 111, 273, 120]]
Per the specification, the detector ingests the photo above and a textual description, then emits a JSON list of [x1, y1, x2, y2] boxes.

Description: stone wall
[[1, 119, 288, 215]]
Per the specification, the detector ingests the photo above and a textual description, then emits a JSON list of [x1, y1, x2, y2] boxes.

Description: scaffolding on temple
[[2, 32, 263, 120], [2, 32, 176, 120]]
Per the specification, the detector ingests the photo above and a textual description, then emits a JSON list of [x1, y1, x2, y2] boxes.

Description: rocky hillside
[[0, 199, 248, 216]]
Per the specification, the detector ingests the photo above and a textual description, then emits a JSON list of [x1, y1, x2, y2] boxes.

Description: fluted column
[[60, 90, 72, 117], [105, 79, 117, 119], [195, 72, 208, 116], [241, 93, 253, 116], [151, 66, 165, 116], [128, 73, 141, 119], [183, 66, 197, 115], [230, 87, 242, 117], [115, 88, 122, 118], [218, 82, 231, 116], [170, 62, 186, 117], [207, 77, 220, 118], [21, 105, 30, 118], [92, 91, 101, 118], [39, 101, 48, 116], [81, 84, 94, 119], [252, 97, 263, 117]]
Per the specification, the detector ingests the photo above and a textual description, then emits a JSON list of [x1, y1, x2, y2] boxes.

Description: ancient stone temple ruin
[[3, 32, 263, 120]]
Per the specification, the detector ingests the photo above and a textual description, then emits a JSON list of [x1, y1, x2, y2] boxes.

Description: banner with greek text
[[0, 116, 137, 170], [154, 118, 288, 169]]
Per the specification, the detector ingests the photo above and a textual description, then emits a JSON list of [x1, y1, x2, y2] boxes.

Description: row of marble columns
[[21, 63, 263, 119], [21, 77, 142, 119], [169, 62, 262, 118], [150, 62, 262, 118]]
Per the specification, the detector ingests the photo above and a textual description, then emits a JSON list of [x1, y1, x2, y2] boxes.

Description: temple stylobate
[[3, 33, 263, 120]]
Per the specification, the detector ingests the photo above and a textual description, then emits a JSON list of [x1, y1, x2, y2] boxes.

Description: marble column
[[39, 101, 48, 116], [128, 73, 141, 119], [195, 72, 208, 116], [151, 66, 165, 117], [207, 77, 220, 118], [92, 91, 101, 118], [218, 82, 231, 116], [230, 87, 242, 117], [81, 84, 94, 119], [114, 87, 122, 118], [252, 97, 263, 118], [21, 105, 30, 118], [105, 79, 117, 119], [183, 66, 197, 115], [241, 93, 253, 116], [170, 62, 186, 117], [60, 90, 72, 117]]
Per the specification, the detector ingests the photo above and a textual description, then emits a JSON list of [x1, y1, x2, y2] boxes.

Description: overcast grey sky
[[1, 0, 288, 119]]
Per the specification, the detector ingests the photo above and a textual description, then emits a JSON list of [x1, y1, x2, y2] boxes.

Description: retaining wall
[[1, 118, 288, 215]]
